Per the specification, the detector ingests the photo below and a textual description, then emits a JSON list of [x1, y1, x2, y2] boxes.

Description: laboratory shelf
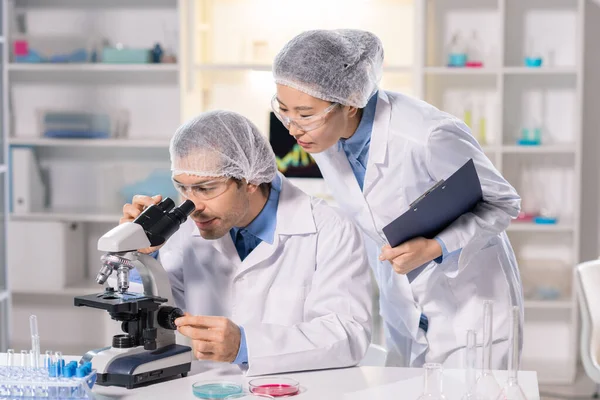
[[10, 209, 121, 224], [195, 63, 273, 71], [503, 67, 578, 75], [501, 145, 577, 154], [9, 137, 170, 148], [8, 64, 179, 73], [524, 300, 573, 310], [195, 64, 412, 73], [507, 222, 574, 233], [423, 66, 500, 75], [10, 283, 100, 297]]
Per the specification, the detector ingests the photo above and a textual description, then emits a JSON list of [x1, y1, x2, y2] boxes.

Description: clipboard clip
[[409, 179, 446, 208]]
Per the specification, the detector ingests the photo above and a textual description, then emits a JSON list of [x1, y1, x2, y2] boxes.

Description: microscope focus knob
[[157, 306, 185, 330]]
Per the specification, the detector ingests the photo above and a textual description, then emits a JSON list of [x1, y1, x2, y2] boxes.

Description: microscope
[[74, 198, 195, 389]]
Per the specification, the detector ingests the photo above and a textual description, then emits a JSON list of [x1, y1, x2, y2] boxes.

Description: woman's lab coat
[[312, 90, 524, 368], [158, 175, 373, 376]]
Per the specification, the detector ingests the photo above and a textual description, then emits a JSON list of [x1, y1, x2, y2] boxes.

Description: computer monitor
[[268, 112, 322, 178]]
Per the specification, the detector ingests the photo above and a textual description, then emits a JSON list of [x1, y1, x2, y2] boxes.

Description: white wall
[[581, 0, 600, 261]]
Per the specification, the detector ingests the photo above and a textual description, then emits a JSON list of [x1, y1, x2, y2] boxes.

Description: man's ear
[[246, 182, 259, 194], [346, 106, 361, 119]]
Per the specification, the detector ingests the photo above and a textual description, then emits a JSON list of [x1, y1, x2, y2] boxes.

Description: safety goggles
[[271, 94, 339, 132], [172, 177, 234, 200]]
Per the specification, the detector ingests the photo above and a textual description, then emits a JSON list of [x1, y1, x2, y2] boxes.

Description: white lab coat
[[312, 90, 524, 368], [158, 174, 373, 376]]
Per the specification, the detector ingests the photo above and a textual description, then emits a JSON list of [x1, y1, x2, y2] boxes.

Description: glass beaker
[[417, 363, 447, 400]]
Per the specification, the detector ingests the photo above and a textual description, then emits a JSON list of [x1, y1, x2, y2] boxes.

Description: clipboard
[[382, 159, 483, 281]]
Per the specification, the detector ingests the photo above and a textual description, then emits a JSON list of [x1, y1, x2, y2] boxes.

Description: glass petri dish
[[248, 377, 300, 397], [192, 380, 244, 399], [225, 393, 275, 399]]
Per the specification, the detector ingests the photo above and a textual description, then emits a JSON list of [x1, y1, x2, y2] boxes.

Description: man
[[120, 110, 373, 376]]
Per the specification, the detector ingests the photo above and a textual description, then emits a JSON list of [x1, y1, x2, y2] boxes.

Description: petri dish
[[192, 381, 244, 399], [225, 394, 275, 399], [248, 377, 300, 397]]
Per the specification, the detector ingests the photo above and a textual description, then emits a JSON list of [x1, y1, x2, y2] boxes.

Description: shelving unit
[[5, 0, 181, 356], [9, 137, 170, 148], [417, 0, 584, 384], [0, 0, 10, 351]]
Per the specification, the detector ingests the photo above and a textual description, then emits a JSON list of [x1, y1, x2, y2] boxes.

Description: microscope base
[[89, 344, 192, 389]]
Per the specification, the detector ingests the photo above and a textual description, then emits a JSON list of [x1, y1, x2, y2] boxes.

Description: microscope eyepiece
[[157, 198, 175, 213], [133, 198, 196, 247], [169, 200, 195, 225]]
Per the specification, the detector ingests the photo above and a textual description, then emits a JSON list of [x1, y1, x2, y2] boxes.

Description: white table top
[[0, 354, 540, 400]]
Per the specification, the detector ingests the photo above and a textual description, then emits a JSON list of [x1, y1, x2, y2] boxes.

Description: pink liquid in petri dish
[[251, 384, 299, 397]]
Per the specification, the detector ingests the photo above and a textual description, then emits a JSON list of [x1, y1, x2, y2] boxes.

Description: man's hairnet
[[170, 110, 278, 185], [273, 29, 384, 108]]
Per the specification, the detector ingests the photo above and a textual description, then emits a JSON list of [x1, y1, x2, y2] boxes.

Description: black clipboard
[[382, 159, 483, 281]]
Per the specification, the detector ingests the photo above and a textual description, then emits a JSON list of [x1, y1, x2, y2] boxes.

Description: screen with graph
[[269, 112, 323, 178]]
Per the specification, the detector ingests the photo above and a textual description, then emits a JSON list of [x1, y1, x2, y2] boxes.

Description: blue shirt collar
[[339, 92, 378, 156], [230, 174, 281, 245]]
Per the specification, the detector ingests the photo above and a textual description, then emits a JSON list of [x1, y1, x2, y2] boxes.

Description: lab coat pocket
[[262, 285, 309, 326]]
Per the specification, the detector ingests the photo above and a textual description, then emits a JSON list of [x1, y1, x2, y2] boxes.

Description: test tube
[[30, 315, 40, 369], [20, 350, 29, 369], [461, 330, 478, 400], [7, 349, 14, 367], [44, 350, 53, 371], [55, 351, 64, 377]]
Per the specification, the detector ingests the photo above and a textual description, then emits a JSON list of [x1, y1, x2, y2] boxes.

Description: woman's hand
[[379, 237, 443, 275]]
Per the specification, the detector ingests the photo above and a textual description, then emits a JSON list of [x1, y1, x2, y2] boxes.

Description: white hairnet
[[170, 110, 278, 185], [273, 29, 384, 108]]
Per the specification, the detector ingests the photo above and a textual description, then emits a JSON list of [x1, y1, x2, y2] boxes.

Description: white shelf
[[503, 67, 577, 75], [524, 300, 573, 310], [195, 63, 272, 71], [507, 223, 574, 233], [9, 137, 170, 148], [10, 209, 121, 224], [501, 145, 577, 154], [424, 66, 500, 75], [195, 64, 412, 73], [11, 282, 102, 297], [8, 63, 179, 73], [423, 66, 577, 76]]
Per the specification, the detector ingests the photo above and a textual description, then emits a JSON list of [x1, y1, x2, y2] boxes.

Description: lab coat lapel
[[233, 176, 316, 279], [363, 91, 391, 197], [313, 145, 367, 216]]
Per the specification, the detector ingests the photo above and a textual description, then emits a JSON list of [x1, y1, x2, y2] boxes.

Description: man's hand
[[175, 314, 242, 363], [379, 237, 443, 275], [120, 194, 163, 254]]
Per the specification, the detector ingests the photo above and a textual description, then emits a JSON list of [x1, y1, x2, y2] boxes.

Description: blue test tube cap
[[83, 361, 92, 374], [48, 364, 57, 378], [62, 365, 74, 378], [68, 361, 78, 369], [76, 366, 86, 378]]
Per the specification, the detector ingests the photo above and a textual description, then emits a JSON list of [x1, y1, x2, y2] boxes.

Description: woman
[[271, 29, 523, 368]]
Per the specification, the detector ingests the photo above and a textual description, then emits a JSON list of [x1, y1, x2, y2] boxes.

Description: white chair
[[575, 259, 600, 395], [359, 343, 389, 367]]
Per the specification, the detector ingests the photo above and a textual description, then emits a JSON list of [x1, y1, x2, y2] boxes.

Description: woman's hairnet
[[273, 29, 384, 108], [170, 110, 278, 185]]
